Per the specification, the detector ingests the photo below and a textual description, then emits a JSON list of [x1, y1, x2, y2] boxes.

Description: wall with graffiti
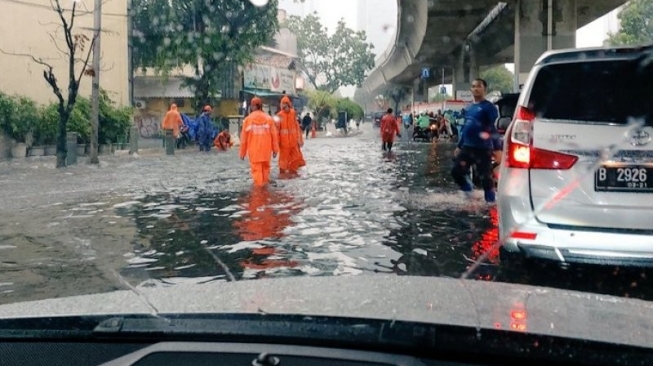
[[135, 114, 162, 138]]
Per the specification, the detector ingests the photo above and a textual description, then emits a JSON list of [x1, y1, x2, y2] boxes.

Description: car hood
[[0, 276, 651, 348]]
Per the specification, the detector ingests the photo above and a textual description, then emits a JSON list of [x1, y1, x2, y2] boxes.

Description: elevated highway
[[355, 0, 626, 109]]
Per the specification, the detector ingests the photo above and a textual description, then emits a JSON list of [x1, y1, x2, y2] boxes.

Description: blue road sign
[[421, 67, 430, 79]]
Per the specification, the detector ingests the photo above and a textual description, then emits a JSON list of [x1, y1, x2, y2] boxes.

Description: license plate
[[595, 166, 653, 193]]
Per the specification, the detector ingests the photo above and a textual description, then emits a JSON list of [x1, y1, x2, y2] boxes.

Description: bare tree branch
[[75, 34, 96, 86], [0, 47, 57, 67], [48, 32, 69, 57], [38, 19, 63, 27], [0, 47, 66, 107], [100, 60, 115, 72], [51, 0, 75, 51]]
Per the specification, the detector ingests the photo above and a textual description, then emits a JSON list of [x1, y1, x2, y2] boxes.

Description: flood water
[[2, 125, 653, 304]]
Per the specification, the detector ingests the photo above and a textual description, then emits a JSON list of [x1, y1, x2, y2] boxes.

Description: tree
[[132, 0, 280, 110], [336, 98, 364, 120], [306, 90, 336, 123], [0, 0, 95, 168], [480, 66, 514, 94], [607, 0, 653, 46], [285, 13, 375, 94]]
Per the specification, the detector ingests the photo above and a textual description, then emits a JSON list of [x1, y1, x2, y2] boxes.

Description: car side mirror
[[497, 116, 512, 132]]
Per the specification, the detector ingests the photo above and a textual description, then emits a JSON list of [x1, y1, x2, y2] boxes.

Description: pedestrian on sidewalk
[[239, 97, 280, 187]]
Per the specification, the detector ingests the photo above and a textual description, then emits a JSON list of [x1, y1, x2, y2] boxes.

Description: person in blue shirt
[[451, 78, 502, 203]]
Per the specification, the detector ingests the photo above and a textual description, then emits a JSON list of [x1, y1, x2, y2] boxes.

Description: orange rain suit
[[239, 110, 280, 187], [161, 104, 183, 138], [276, 96, 306, 174], [214, 130, 234, 151]]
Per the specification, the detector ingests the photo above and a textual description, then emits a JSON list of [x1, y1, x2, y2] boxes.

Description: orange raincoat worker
[[276, 96, 306, 174], [380, 107, 401, 152], [161, 103, 183, 139], [214, 129, 234, 151], [239, 97, 280, 187]]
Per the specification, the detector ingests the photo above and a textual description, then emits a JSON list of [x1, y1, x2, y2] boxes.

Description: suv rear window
[[497, 94, 519, 117], [528, 59, 653, 125]]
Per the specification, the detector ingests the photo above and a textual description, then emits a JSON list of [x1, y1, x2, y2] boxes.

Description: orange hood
[[280, 96, 292, 108]]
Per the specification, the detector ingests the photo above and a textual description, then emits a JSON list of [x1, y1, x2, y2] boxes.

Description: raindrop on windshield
[[249, 0, 269, 6]]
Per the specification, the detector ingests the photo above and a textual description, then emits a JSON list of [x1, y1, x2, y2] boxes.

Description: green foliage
[[336, 98, 364, 120], [1, 91, 130, 146], [284, 13, 376, 93], [0, 92, 39, 144], [132, 0, 280, 106], [98, 90, 133, 144], [607, 0, 653, 46], [306, 89, 336, 121], [480, 66, 514, 94]]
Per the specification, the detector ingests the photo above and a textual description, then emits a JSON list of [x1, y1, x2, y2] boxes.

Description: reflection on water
[[110, 138, 653, 302], [113, 138, 494, 286]]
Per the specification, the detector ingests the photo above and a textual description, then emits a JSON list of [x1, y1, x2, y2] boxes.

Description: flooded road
[[1, 124, 653, 304]]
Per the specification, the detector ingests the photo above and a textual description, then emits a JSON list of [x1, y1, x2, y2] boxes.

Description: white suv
[[498, 45, 653, 266]]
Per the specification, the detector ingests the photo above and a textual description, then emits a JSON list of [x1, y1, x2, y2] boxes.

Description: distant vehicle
[[373, 112, 384, 128]]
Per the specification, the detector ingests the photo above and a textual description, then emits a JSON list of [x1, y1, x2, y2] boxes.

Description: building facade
[[0, 0, 129, 106]]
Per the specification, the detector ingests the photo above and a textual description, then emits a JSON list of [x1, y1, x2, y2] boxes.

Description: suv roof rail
[[536, 43, 653, 65]]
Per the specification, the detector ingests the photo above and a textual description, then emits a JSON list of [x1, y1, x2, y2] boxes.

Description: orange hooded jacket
[[161, 104, 183, 137], [239, 110, 280, 163], [276, 96, 306, 173]]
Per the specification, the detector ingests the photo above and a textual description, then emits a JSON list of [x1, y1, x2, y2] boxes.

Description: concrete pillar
[[454, 43, 476, 97], [514, 0, 577, 87], [164, 129, 175, 155], [129, 126, 138, 155]]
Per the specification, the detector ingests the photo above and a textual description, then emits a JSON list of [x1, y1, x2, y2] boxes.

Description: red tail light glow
[[509, 231, 537, 240], [505, 106, 578, 170]]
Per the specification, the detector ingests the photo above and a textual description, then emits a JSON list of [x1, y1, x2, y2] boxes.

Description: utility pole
[[89, 0, 102, 164]]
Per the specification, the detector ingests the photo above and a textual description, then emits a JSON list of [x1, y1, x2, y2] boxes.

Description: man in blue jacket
[[451, 78, 501, 203], [197, 105, 214, 152]]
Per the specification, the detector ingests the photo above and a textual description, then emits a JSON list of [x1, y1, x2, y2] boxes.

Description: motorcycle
[[412, 126, 431, 142]]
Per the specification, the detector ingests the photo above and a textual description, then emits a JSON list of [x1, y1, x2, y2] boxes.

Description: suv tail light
[[505, 106, 578, 170]]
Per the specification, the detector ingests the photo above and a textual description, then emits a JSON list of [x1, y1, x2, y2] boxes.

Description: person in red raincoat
[[380, 108, 401, 152], [275, 96, 306, 175]]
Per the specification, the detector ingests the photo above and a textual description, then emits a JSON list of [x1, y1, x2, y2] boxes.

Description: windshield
[[2, 0, 653, 358]]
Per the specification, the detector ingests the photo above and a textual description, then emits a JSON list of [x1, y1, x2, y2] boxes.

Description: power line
[[0, 0, 126, 17]]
